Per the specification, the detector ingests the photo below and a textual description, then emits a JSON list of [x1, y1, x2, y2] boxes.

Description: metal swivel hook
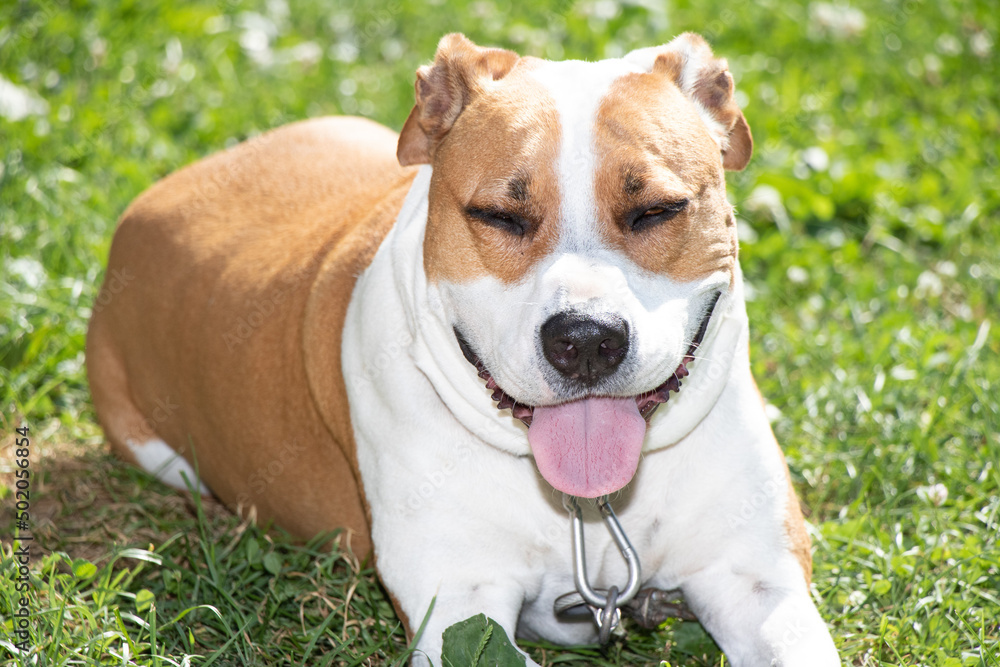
[[565, 494, 642, 609], [555, 494, 642, 642]]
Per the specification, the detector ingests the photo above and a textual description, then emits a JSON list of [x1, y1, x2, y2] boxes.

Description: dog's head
[[398, 33, 752, 498]]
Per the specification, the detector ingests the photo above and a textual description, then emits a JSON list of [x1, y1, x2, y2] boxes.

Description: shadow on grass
[[1, 437, 232, 565], [0, 436, 409, 665]]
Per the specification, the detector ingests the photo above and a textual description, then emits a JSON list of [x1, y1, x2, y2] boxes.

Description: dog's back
[[86, 116, 415, 553]]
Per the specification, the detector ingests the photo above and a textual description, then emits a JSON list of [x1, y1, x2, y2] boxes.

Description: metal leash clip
[[553, 494, 642, 644]]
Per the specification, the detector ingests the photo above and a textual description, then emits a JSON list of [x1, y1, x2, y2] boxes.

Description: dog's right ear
[[397, 33, 520, 166]]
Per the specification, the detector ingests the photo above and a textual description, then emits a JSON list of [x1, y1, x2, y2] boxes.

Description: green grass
[[1, 0, 998, 664]]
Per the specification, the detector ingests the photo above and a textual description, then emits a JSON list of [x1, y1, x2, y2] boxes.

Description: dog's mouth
[[456, 292, 721, 498], [457, 292, 720, 426]]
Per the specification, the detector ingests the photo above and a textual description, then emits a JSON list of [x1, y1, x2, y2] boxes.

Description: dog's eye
[[629, 199, 689, 232], [466, 207, 527, 237]]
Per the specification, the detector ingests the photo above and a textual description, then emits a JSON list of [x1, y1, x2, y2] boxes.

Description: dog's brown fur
[[86, 117, 416, 556]]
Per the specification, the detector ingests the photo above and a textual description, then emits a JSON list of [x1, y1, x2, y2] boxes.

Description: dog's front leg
[[680, 556, 839, 666]]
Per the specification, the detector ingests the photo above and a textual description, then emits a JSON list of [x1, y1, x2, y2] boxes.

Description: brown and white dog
[[87, 33, 839, 666]]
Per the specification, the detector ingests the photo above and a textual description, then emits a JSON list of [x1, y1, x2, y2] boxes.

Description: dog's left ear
[[397, 33, 520, 166], [625, 33, 753, 170]]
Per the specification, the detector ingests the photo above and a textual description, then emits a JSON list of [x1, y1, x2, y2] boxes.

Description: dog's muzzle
[[452, 291, 722, 498]]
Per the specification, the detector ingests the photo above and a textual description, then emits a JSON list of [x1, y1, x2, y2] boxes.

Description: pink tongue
[[528, 397, 647, 498]]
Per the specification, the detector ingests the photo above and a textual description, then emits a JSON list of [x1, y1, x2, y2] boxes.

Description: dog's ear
[[397, 33, 520, 166], [624, 33, 753, 171]]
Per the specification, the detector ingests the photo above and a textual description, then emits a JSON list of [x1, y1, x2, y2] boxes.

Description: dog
[[87, 32, 840, 666]]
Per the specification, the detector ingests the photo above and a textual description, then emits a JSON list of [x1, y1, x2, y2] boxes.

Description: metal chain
[[554, 494, 697, 643]]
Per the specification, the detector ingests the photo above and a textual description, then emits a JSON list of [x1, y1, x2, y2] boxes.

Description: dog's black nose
[[540, 312, 629, 385]]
